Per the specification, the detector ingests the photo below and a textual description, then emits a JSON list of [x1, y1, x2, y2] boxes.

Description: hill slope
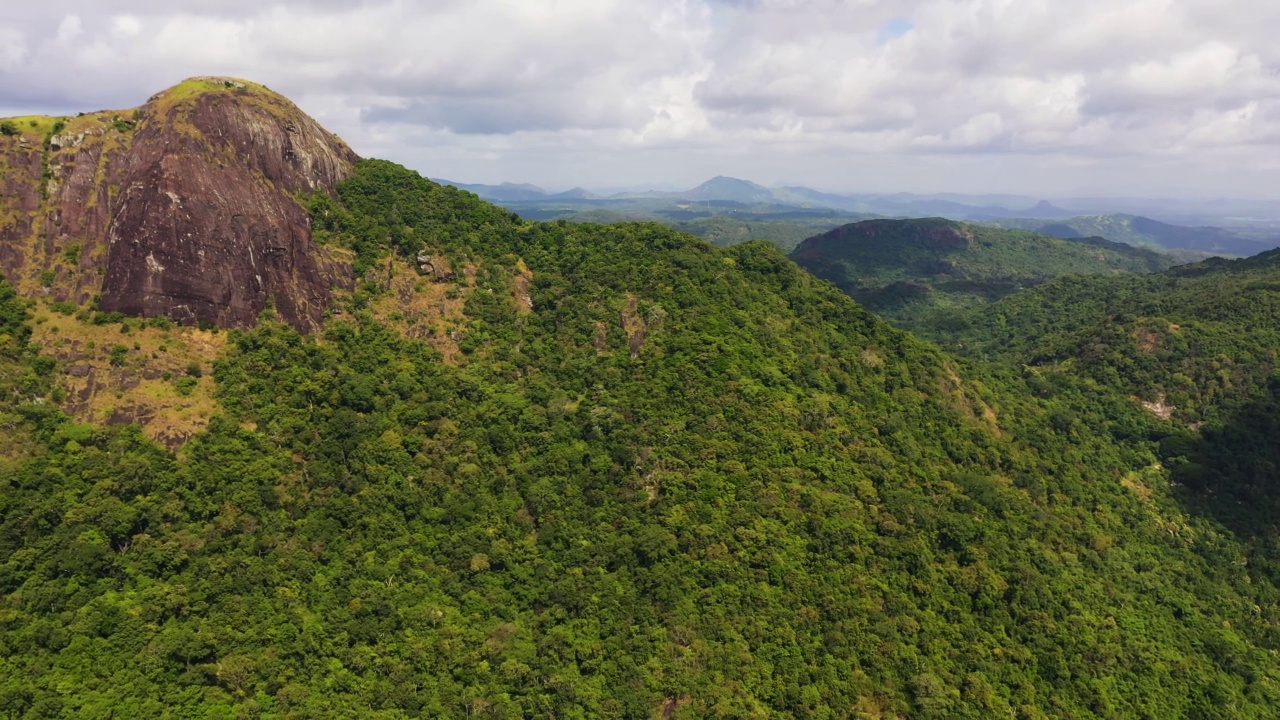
[[942, 250, 1280, 533], [1, 89, 1280, 718], [790, 218, 1177, 330]]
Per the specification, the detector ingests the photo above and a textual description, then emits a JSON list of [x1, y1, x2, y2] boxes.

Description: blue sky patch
[[877, 18, 914, 45]]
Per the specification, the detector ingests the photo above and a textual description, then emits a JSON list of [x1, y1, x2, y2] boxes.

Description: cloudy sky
[[3, 0, 1279, 198]]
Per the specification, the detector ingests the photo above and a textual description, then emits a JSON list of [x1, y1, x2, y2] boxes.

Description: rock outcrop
[[0, 77, 359, 331]]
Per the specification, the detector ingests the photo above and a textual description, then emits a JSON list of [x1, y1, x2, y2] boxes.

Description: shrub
[[30, 356, 56, 376], [174, 377, 198, 396], [91, 311, 125, 325]]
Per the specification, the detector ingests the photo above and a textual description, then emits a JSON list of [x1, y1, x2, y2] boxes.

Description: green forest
[[3, 160, 1280, 718], [790, 218, 1177, 330], [501, 200, 871, 252], [936, 251, 1280, 537]]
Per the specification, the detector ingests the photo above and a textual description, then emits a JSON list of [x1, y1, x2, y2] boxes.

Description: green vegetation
[[308, 159, 523, 277], [791, 218, 1178, 332], [0, 121, 17, 137], [499, 199, 873, 252], [3, 163, 1280, 717], [0, 115, 62, 139], [108, 343, 129, 367], [173, 376, 198, 396], [671, 214, 866, 251], [157, 77, 273, 105], [940, 250, 1280, 537]]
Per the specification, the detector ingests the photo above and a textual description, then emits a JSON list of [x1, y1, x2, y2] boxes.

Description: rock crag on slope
[[0, 76, 359, 331]]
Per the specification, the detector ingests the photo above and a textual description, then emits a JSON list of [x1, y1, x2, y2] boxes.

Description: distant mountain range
[[437, 176, 1280, 257], [434, 175, 1106, 219], [436, 180, 598, 202], [990, 214, 1273, 257]]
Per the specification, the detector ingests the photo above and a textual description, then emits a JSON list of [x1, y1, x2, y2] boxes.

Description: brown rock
[[0, 77, 360, 331], [107, 404, 156, 427]]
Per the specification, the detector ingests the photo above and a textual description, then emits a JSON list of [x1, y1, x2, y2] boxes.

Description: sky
[[2, 0, 1280, 198]]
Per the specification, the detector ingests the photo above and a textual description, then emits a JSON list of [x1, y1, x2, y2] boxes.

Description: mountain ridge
[[992, 212, 1278, 255], [789, 217, 1177, 330], [439, 177, 1280, 257]]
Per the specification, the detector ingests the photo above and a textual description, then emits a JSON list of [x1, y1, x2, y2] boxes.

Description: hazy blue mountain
[[680, 176, 775, 203], [990, 213, 1280, 256], [1012, 200, 1074, 219], [433, 180, 551, 201], [547, 187, 598, 200], [611, 175, 777, 203], [436, 176, 1280, 259]]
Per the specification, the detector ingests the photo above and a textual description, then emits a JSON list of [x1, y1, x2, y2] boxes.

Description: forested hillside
[[939, 250, 1280, 537], [3, 161, 1280, 718], [790, 218, 1177, 331]]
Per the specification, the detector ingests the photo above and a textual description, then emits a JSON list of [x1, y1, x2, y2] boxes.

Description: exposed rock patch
[[620, 294, 648, 358], [99, 78, 358, 331], [32, 306, 228, 448], [514, 259, 534, 314], [367, 256, 472, 365], [1139, 394, 1176, 421], [1135, 327, 1165, 353], [619, 294, 667, 359]]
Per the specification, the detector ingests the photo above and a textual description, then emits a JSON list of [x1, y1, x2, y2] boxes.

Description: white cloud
[[0, 28, 28, 66], [1, 0, 1279, 196], [55, 15, 83, 43], [110, 15, 144, 38]]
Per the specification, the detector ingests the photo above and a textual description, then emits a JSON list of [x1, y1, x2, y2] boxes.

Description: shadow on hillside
[[1162, 377, 1280, 541]]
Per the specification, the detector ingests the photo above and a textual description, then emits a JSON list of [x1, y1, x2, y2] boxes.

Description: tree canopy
[[2, 162, 1279, 718]]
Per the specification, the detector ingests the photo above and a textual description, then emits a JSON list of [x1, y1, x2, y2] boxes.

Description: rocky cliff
[[0, 77, 358, 331]]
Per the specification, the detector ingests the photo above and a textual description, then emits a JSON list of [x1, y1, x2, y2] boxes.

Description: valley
[[442, 177, 1280, 259]]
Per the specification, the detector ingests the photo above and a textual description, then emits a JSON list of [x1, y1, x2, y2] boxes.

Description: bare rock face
[[100, 78, 359, 331], [0, 77, 359, 331]]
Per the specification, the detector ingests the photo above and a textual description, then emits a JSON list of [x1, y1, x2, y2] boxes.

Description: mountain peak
[[0, 78, 359, 332], [150, 76, 273, 101], [683, 176, 774, 202], [698, 175, 767, 189]]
